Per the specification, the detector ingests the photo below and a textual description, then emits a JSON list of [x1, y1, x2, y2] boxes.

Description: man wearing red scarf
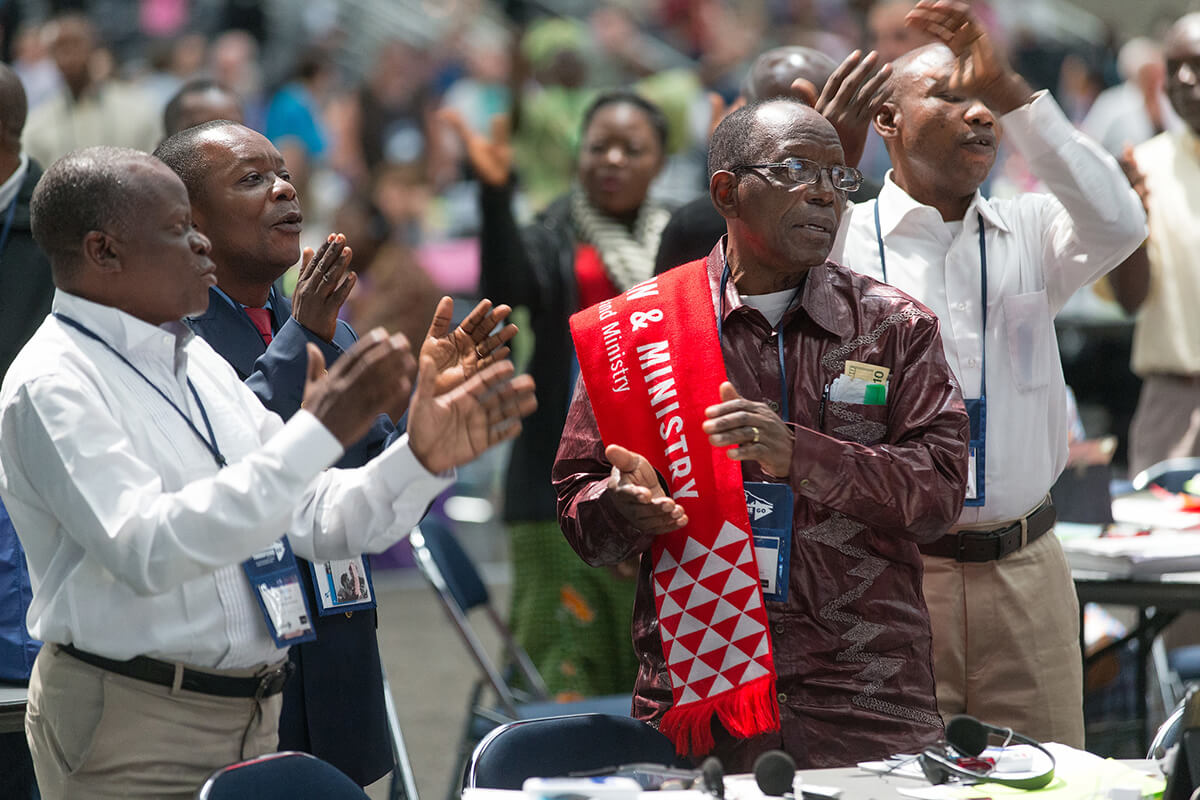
[[554, 99, 969, 770]]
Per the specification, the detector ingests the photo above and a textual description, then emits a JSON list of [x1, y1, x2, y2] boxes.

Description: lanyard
[[716, 258, 803, 422], [0, 197, 18, 260], [874, 203, 988, 399], [53, 313, 228, 468]]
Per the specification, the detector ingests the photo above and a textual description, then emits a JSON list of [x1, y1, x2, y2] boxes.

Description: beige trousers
[[1128, 374, 1200, 478], [922, 529, 1085, 747], [26, 645, 283, 800]]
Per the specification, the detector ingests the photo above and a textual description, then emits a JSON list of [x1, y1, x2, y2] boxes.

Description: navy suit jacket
[[186, 287, 397, 785]]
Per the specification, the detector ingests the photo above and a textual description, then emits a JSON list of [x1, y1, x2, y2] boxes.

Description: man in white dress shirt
[[831, 0, 1146, 745], [0, 146, 536, 798]]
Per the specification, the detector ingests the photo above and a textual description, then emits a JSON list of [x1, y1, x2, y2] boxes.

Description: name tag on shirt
[[747, 482, 793, 603], [243, 538, 316, 647], [310, 557, 377, 616]]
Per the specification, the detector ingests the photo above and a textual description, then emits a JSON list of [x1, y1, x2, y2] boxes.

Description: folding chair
[[465, 713, 683, 791], [408, 521, 632, 798], [196, 751, 368, 799], [1132, 457, 1200, 493], [382, 662, 420, 800]]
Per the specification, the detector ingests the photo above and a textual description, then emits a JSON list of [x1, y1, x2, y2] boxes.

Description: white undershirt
[[740, 288, 797, 329]]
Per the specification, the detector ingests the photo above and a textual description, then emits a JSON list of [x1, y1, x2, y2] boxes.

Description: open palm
[[422, 296, 518, 395]]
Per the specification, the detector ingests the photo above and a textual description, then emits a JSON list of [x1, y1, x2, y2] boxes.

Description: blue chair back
[[465, 713, 684, 791], [417, 516, 489, 613], [196, 751, 368, 799]]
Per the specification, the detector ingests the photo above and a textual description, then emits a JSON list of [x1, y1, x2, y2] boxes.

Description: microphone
[[700, 756, 725, 799], [754, 750, 797, 797]]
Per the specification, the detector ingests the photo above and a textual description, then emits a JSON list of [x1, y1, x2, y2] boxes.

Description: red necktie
[[244, 307, 273, 345]]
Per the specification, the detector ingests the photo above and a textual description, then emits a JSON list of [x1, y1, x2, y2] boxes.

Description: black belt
[[919, 498, 1057, 562], [58, 644, 292, 699]]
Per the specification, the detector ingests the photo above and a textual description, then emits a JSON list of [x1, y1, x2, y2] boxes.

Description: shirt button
[[777, 692, 788, 704], [767, 400, 780, 412], [957, 302, 967, 311], [774, 623, 785, 634], [967, 358, 978, 367], [799, 478, 810, 487]]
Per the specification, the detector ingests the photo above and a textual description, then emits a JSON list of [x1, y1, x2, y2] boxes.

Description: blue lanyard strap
[[874, 204, 988, 399], [53, 312, 228, 468], [717, 259, 802, 422]]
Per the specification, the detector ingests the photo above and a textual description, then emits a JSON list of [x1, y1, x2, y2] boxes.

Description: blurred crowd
[[0, 0, 1179, 343]]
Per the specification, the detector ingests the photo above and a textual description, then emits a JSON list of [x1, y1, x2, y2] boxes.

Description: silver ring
[[475, 344, 487, 360]]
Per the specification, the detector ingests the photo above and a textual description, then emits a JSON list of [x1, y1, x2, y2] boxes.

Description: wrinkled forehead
[[198, 124, 283, 170], [751, 103, 842, 160]]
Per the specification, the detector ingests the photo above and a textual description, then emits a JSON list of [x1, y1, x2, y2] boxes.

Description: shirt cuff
[[1000, 90, 1076, 163], [371, 432, 456, 498], [270, 409, 345, 479]]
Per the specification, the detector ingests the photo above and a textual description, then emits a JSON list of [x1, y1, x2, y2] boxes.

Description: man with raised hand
[[555, 98, 968, 769], [831, 0, 1146, 745], [0, 146, 535, 799]]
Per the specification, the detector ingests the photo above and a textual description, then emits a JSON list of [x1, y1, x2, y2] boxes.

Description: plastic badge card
[[243, 538, 316, 647], [310, 556, 377, 615]]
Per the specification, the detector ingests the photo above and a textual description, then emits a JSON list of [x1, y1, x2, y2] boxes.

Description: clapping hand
[[292, 233, 356, 342], [301, 330, 415, 448], [422, 296, 518, 395], [605, 443, 689, 535], [702, 382, 794, 478], [906, 0, 1032, 115], [406, 347, 537, 475]]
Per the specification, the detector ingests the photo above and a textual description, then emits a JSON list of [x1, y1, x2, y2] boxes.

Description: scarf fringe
[[658, 675, 780, 757]]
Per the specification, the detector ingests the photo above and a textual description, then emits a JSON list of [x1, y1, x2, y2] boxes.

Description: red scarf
[[569, 260, 779, 756]]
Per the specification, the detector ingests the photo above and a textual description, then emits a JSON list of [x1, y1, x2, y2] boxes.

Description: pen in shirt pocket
[[819, 383, 829, 428]]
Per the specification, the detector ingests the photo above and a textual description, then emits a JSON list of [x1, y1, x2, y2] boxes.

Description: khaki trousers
[[922, 529, 1085, 747], [1128, 374, 1200, 478], [26, 645, 283, 800]]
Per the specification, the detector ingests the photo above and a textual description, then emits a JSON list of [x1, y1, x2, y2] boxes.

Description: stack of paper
[[1061, 532, 1200, 577]]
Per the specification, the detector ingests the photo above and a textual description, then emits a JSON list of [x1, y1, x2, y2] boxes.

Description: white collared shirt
[[0, 291, 451, 668], [831, 91, 1146, 525]]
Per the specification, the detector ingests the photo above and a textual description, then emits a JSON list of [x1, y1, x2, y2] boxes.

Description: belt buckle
[[255, 662, 294, 700], [956, 530, 1004, 562]]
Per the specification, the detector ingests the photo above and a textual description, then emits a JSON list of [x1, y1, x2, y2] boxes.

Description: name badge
[[964, 396, 986, 506], [746, 482, 793, 603], [243, 538, 316, 647], [310, 557, 378, 616]]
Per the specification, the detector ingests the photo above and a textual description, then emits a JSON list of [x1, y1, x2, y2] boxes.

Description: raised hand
[[439, 109, 513, 187], [301, 330, 415, 448], [292, 233, 356, 342], [707, 91, 746, 141], [702, 381, 794, 477], [406, 353, 537, 475], [814, 49, 893, 168], [605, 443, 688, 535], [422, 296, 519, 395], [906, 0, 1032, 115]]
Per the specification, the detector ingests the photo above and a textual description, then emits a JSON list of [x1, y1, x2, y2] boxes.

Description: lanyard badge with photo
[[309, 557, 378, 616], [876, 206, 987, 506]]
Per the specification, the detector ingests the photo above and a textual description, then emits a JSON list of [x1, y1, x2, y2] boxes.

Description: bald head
[[0, 63, 27, 155], [710, 98, 840, 177], [31, 147, 163, 281], [153, 119, 244, 200], [743, 47, 838, 105], [162, 80, 244, 138]]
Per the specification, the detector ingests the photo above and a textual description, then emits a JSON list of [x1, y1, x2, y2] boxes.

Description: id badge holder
[[242, 537, 316, 647], [745, 482, 794, 603], [309, 557, 378, 616], [964, 396, 986, 507]]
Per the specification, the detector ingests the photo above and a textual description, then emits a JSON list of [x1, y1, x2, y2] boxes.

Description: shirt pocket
[[1001, 289, 1053, 392], [822, 401, 889, 446]]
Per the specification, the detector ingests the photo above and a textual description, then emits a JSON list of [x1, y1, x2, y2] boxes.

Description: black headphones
[[918, 715, 1056, 791]]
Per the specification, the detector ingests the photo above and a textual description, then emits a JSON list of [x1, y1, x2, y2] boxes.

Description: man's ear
[[81, 230, 122, 273], [874, 100, 900, 142], [710, 171, 740, 220]]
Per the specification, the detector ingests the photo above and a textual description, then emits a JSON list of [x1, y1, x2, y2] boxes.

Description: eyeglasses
[[731, 158, 863, 192]]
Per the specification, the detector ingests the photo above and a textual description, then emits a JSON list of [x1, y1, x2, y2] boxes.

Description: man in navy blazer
[[155, 120, 516, 786]]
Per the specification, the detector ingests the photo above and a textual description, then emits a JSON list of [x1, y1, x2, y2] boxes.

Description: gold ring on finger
[[750, 426, 761, 444]]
